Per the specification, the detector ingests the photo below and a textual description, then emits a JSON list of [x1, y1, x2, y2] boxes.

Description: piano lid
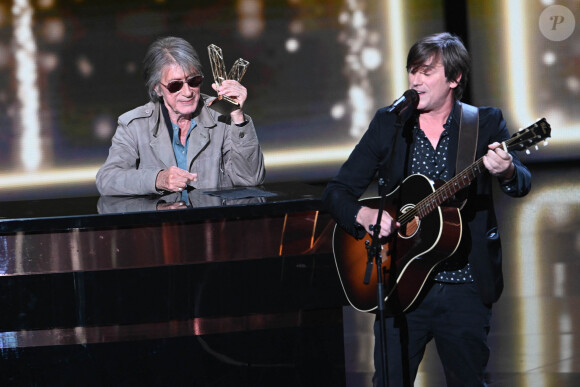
[[0, 182, 327, 234]]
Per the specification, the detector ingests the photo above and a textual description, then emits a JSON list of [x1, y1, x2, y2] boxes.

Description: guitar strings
[[396, 120, 547, 226], [396, 131, 526, 226]]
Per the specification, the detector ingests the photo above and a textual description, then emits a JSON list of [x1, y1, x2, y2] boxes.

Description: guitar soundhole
[[399, 204, 419, 239]]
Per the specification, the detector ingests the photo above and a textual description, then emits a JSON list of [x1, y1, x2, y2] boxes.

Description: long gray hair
[[143, 36, 203, 102]]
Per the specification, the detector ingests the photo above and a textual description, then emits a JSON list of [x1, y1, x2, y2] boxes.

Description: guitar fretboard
[[398, 137, 521, 225], [398, 158, 486, 226], [396, 116, 550, 226], [417, 159, 486, 218]]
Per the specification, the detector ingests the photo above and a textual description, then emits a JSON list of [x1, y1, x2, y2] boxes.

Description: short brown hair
[[406, 32, 470, 100]]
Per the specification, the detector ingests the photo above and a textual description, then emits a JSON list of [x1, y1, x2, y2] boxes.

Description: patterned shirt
[[410, 115, 474, 284]]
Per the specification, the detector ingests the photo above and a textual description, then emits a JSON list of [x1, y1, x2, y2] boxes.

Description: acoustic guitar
[[332, 118, 551, 314]]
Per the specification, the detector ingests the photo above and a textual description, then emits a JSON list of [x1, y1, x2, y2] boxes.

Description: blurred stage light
[[13, 0, 43, 172], [503, 0, 580, 144], [515, 182, 580, 376], [285, 38, 300, 53], [238, 0, 264, 39]]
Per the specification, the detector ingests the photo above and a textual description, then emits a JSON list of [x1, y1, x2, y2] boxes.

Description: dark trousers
[[373, 282, 492, 387]]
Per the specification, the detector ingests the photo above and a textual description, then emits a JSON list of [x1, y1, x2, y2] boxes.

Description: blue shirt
[[171, 120, 196, 201]]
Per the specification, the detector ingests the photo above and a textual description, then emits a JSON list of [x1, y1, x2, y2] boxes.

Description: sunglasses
[[160, 75, 204, 93]]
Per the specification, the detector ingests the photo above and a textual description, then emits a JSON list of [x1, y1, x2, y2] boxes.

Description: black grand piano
[[0, 183, 347, 386]]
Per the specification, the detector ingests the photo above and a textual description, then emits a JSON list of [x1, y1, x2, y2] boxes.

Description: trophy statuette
[[207, 44, 250, 115]]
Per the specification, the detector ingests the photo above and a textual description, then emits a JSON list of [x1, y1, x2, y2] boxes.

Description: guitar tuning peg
[[535, 145, 539, 151], [543, 140, 549, 146], [526, 149, 531, 155]]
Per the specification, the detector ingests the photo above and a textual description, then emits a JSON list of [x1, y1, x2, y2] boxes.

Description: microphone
[[385, 89, 419, 115]]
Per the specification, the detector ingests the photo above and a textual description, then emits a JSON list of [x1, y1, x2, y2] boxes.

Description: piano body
[[0, 183, 347, 386]]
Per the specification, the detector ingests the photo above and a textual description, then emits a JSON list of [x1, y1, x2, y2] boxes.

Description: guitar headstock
[[506, 118, 551, 154]]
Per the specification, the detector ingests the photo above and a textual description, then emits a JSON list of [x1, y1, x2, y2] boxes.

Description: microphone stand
[[364, 97, 414, 386], [364, 91, 416, 386], [363, 177, 392, 387]]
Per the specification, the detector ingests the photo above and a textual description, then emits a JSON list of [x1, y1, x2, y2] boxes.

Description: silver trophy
[[207, 44, 250, 115]]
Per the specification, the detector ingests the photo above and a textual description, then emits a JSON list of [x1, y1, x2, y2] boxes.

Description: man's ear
[[449, 73, 462, 89]]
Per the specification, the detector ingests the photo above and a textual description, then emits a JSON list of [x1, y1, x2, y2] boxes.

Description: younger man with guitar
[[323, 32, 534, 386]]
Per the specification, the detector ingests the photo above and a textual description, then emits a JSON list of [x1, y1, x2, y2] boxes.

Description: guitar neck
[[396, 117, 550, 226], [416, 157, 486, 219]]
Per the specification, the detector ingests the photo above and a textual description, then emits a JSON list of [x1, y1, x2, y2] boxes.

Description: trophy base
[[207, 95, 240, 116]]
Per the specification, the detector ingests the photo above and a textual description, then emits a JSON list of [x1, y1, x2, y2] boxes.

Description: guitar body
[[332, 174, 462, 314]]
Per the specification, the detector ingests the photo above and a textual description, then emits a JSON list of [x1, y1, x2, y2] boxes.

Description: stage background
[[1, 2, 580, 386], [0, 0, 578, 200]]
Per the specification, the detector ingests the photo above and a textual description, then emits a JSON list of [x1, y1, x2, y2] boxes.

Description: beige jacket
[[96, 96, 265, 195]]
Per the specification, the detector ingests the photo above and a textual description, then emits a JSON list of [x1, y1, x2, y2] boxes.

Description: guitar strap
[[455, 102, 479, 210]]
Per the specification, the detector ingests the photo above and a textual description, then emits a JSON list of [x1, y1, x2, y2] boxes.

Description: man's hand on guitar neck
[[356, 207, 400, 238], [483, 142, 515, 182]]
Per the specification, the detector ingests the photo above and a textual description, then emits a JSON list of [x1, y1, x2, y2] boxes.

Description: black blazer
[[323, 101, 531, 305]]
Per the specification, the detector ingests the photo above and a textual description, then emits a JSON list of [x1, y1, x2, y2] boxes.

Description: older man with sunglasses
[[96, 36, 265, 196]]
